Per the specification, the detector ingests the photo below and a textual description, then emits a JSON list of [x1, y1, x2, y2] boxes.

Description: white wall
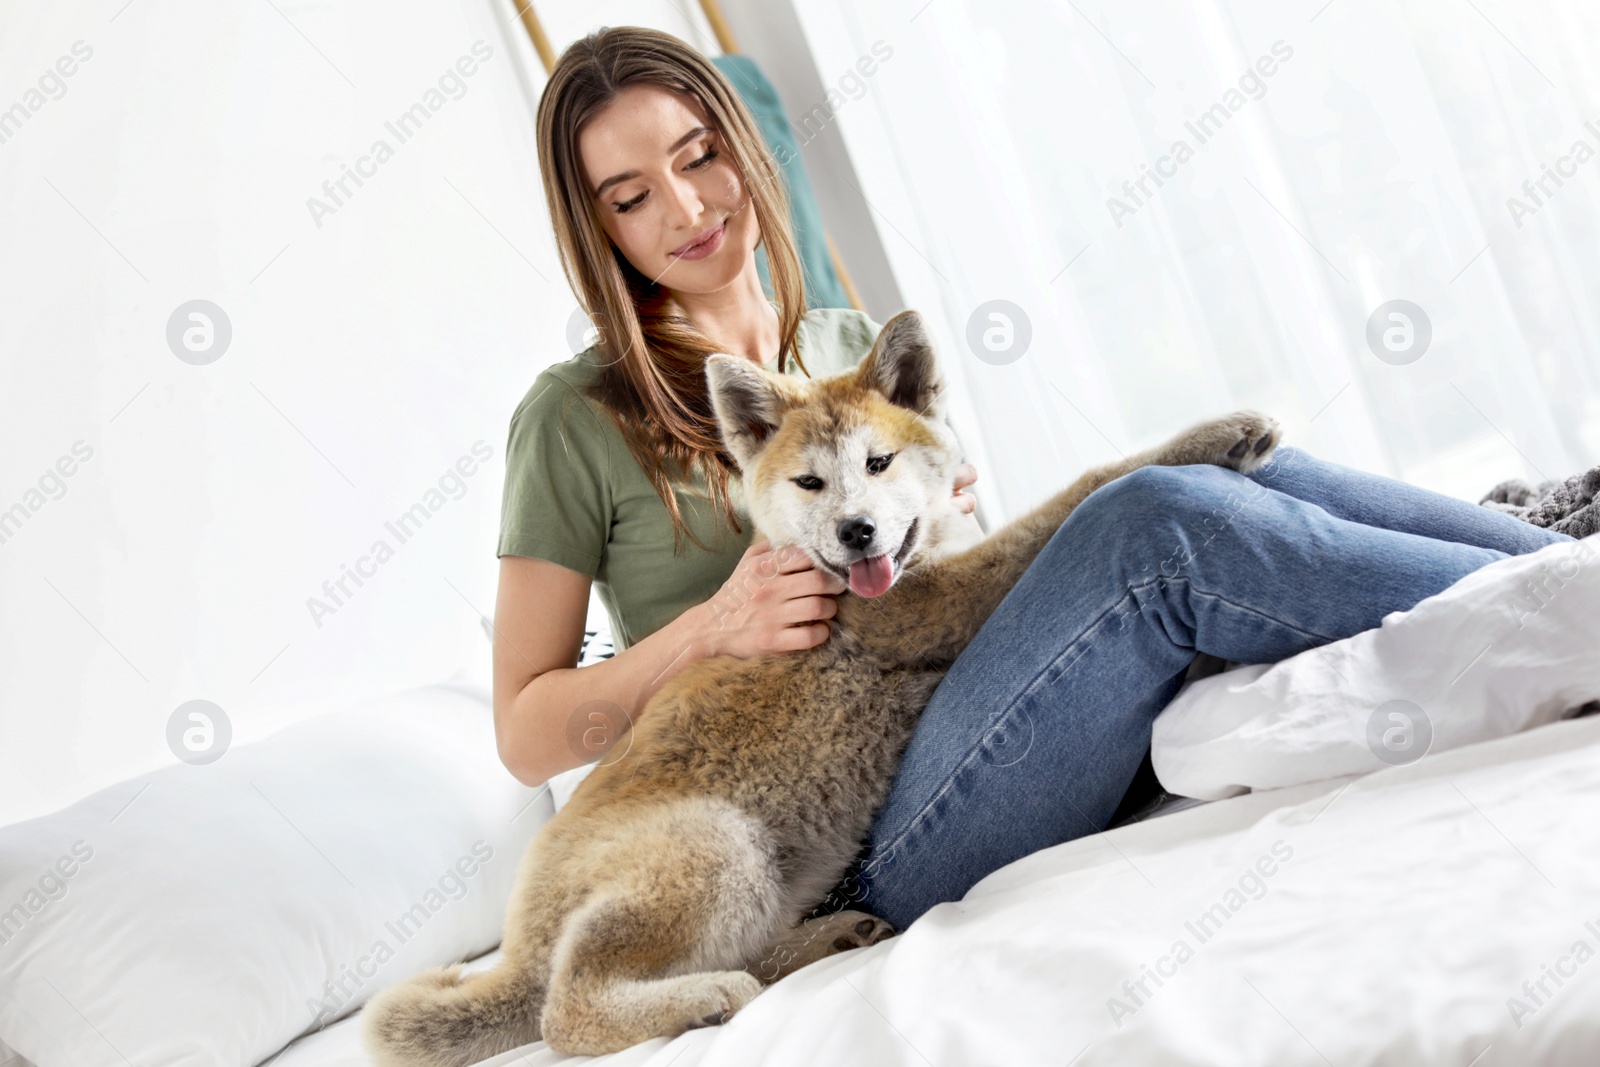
[[0, 0, 573, 825]]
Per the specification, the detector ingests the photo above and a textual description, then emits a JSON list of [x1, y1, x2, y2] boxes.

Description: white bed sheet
[[269, 712, 1600, 1067]]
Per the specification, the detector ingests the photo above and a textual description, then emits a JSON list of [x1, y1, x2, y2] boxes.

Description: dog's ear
[[860, 310, 945, 418], [706, 354, 791, 471]]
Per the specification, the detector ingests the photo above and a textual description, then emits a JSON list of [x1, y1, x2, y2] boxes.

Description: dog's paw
[[801, 909, 896, 960], [1168, 410, 1282, 474], [679, 971, 764, 1032], [747, 909, 898, 985], [828, 913, 897, 953]]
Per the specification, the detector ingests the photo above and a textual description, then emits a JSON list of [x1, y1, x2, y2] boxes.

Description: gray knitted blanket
[[1478, 464, 1600, 540]]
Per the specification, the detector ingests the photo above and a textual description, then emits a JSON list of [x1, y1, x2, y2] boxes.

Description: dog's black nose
[[837, 515, 876, 550]]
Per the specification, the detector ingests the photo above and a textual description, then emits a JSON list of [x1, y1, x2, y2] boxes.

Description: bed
[[3, 533, 1597, 1066]]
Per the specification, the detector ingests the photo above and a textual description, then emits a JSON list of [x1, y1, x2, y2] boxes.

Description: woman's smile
[[671, 218, 726, 260]]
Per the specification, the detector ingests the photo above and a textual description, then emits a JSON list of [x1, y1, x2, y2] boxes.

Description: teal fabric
[[712, 54, 852, 310]]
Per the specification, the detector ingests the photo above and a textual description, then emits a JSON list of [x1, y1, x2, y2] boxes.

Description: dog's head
[[706, 309, 975, 598]]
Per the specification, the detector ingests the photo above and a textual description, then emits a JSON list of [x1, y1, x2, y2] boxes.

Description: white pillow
[[0, 682, 551, 1067], [548, 762, 598, 812]]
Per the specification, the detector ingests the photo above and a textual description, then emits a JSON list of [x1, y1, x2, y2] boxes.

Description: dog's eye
[[793, 474, 824, 491], [866, 453, 895, 475]]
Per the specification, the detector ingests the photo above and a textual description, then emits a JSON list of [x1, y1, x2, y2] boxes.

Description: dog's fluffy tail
[[361, 960, 543, 1067]]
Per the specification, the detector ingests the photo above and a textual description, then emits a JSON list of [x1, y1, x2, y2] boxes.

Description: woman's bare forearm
[[498, 600, 717, 788]]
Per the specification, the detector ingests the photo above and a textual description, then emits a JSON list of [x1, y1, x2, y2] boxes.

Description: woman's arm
[[492, 542, 845, 789], [491, 555, 707, 787]]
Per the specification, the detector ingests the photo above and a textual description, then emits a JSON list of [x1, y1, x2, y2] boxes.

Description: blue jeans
[[821, 445, 1576, 932]]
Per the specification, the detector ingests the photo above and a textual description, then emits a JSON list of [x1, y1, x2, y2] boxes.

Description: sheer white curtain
[[794, 0, 1600, 523]]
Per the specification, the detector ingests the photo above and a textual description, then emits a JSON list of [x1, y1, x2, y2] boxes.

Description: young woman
[[492, 26, 1576, 934]]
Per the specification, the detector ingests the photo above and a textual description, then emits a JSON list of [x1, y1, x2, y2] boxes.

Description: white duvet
[[1153, 532, 1600, 799], [271, 713, 1600, 1066], [260, 533, 1600, 1067]]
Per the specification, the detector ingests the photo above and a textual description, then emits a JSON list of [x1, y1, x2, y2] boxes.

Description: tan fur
[[362, 310, 1282, 1062]]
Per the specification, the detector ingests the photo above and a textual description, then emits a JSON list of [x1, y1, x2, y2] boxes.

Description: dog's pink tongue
[[848, 554, 894, 598]]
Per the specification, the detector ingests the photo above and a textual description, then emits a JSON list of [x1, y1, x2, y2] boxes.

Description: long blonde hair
[[535, 26, 810, 553]]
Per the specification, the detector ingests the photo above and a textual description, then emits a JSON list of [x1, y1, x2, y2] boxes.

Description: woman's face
[[579, 83, 760, 296]]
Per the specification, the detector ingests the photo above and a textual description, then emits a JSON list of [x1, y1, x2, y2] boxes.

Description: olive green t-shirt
[[497, 306, 883, 652]]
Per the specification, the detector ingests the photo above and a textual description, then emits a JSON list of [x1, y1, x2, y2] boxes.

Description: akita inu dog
[[362, 309, 1281, 1062]]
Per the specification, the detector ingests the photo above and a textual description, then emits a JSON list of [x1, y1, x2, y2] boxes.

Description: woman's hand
[[700, 537, 847, 659], [952, 462, 978, 515]]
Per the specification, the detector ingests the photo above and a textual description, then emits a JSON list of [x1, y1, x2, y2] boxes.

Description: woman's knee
[[1076, 462, 1245, 529], [1052, 464, 1267, 581]]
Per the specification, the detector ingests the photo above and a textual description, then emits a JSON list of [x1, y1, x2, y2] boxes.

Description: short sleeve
[[846, 309, 884, 352], [795, 308, 882, 378], [496, 373, 612, 576]]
